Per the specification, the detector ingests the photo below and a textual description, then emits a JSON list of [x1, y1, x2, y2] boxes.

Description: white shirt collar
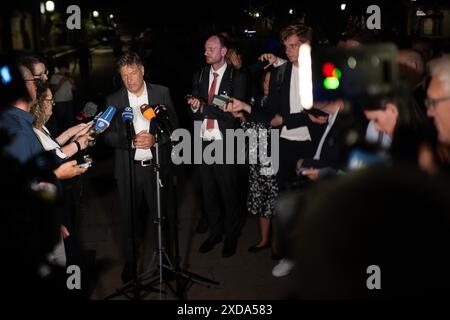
[[127, 82, 148, 104], [210, 62, 227, 79]]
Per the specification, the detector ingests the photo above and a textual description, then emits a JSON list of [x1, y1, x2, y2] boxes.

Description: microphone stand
[[140, 121, 219, 299], [105, 120, 159, 300]]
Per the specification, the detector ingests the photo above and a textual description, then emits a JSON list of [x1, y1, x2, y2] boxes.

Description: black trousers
[[199, 162, 240, 240], [116, 163, 158, 268], [277, 138, 315, 192]]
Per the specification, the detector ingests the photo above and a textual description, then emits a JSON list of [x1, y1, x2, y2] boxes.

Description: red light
[[322, 62, 335, 77]]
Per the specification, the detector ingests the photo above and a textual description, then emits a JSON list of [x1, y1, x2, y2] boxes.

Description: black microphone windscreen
[[82, 101, 98, 117]]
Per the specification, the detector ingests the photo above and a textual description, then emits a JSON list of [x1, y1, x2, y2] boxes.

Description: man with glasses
[[426, 55, 450, 145], [19, 54, 49, 82]]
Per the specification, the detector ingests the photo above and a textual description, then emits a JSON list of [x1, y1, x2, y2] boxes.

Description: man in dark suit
[[187, 34, 246, 257], [103, 52, 178, 282]]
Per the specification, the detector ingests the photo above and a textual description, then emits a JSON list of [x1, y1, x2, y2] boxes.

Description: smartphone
[[77, 162, 92, 169], [77, 155, 93, 168], [212, 94, 230, 108]]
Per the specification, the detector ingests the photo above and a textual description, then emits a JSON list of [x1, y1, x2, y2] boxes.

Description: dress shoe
[[248, 242, 271, 253], [199, 235, 222, 253], [195, 218, 208, 234], [222, 237, 238, 258]]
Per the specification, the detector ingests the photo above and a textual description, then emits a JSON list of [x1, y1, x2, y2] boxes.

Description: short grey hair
[[429, 54, 450, 92]]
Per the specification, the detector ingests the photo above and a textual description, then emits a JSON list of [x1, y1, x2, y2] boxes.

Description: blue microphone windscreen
[[121, 106, 134, 122], [95, 106, 116, 132]]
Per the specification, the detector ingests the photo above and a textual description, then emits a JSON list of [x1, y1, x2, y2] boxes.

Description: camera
[[311, 43, 399, 106]]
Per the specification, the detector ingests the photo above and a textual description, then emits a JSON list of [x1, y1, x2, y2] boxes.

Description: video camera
[[311, 43, 399, 108], [300, 43, 401, 170]]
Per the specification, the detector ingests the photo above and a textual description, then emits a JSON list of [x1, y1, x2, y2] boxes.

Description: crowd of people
[[2, 20, 450, 299]]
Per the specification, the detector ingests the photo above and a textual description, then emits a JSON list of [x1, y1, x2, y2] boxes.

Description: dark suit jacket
[[250, 62, 324, 142], [103, 83, 178, 184], [302, 111, 348, 171], [189, 64, 246, 134]]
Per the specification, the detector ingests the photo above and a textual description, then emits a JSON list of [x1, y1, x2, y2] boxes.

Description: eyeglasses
[[424, 96, 450, 109], [33, 69, 48, 80], [44, 98, 55, 106]]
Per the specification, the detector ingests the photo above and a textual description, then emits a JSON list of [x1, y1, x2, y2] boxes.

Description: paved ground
[[70, 46, 294, 300]]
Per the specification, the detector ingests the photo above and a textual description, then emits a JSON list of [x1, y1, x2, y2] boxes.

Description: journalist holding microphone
[[103, 52, 178, 283]]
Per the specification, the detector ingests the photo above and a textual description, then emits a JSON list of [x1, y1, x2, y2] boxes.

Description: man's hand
[[259, 53, 279, 68], [307, 113, 328, 125], [54, 160, 88, 180], [187, 96, 202, 110], [270, 114, 283, 127], [133, 130, 155, 149]]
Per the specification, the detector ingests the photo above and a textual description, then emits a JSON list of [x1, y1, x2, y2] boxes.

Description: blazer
[[302, 111, 348, 170], [103, 83, 178, 183], [189, 64, 247, 134], [250, 62, 325, 142]]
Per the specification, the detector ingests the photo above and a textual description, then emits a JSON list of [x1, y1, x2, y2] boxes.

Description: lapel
[[280, 62, 293, 116], [201, 66, 210, 99], [145, 82, 152, 104], [218, 65, 231, 96]]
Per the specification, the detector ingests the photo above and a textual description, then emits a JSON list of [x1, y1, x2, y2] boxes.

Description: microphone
[[88, 105, 117, 146], [140, 104, 156, 122], [140, 104, 173, 139], [121, 107, 134, 142], [94, 105, 116, 133], [76, 101, 98, 122]]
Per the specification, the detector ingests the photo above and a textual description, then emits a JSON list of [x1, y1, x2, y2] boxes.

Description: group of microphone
[[76, 101, 170, 146]]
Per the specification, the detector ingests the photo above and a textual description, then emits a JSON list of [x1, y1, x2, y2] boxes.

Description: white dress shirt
[[193, 63, 228, 140], [280, 64, 311, 142], [127, 83, 153, 160], [313, 111, 338, 160], [33, 126, 67, 159]]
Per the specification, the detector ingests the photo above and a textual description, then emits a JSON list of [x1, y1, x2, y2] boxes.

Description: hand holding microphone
[[88, 105, 117, 146]]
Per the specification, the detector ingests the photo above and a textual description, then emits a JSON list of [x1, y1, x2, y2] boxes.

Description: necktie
[[207, 72, 219, 130]]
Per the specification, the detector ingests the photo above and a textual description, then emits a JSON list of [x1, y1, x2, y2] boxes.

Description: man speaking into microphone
[[103, 52, 178, 283]]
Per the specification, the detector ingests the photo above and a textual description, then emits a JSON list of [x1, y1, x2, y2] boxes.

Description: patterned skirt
[[242, 121, 279, 218]]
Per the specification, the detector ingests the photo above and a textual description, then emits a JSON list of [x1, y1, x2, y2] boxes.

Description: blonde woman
[[30, 82, 93, 266], [30, 82, 93, 159]]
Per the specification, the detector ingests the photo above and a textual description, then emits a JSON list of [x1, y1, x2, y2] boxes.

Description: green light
[[324, 77, 340, 90], [333, 68, 342, 79]]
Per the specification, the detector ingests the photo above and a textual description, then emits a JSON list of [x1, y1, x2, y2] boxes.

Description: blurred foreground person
[[289, 166, 450, 299]]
